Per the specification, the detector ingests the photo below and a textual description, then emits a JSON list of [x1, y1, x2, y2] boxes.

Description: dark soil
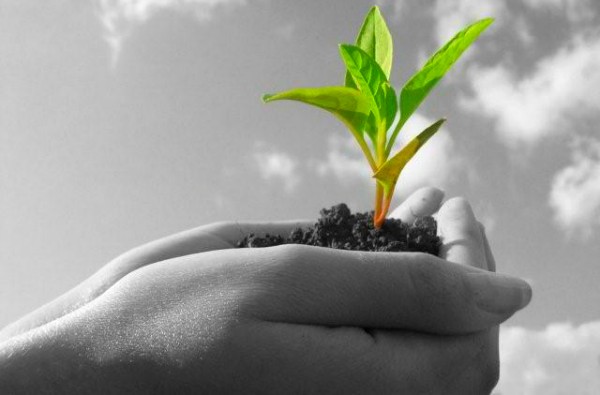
[[237, 203, 441, 255]]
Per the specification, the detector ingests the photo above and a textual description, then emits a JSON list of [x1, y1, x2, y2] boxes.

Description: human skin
[[0, 188, 531, 394]]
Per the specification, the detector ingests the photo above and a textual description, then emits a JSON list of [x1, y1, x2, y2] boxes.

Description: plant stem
[[345, 122, 377, 172], [385, 116, 407, 158], [373, 123, 388, 228], [359, 140, 378, 172], [374, 186, 395, 228], [374, 183, 383, 222]]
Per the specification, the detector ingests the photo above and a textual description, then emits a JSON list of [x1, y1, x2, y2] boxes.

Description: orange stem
[[374, 183, 383, 220], [374, 188, 394, 228]]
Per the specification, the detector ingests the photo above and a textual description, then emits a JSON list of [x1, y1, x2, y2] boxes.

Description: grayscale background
[[1, 0, 599, 392]]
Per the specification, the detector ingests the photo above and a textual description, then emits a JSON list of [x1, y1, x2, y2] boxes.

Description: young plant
[[263, 6, 493, 228]]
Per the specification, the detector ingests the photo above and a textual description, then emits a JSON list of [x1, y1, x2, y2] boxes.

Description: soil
[[237, 203, 441, 255]]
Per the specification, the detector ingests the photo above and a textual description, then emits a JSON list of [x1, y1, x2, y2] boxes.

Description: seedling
[[263, 6, 493, 228]]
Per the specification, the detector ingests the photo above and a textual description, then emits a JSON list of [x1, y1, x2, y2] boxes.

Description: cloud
[[495, 321, 600, 394], [520, 0, 596, 23], [313, 114, 465, 199], [549, 138, 600, 238], [461, 33, 600, 146], [254, 144, 300, 194], [312, 134, 371, 186], [374, 0, 408, 21], [96, 0, 247, 65], [432, 0, 506, 46]]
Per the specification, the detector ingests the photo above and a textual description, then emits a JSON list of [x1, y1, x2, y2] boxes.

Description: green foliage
[[345, 5, 393, 88], [263, 87, 371, 141], [339, 44, 389, 141], [262, 6, 493, 226], [387, 18, 494, 155], [374, 118, 446, 195]]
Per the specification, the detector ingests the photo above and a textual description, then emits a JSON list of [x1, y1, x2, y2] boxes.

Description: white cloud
[[520, 0, 596, 23], [313, 114, 465, 200], [312, 134, 371, 186], [462, 34, 600, 146], [96, 0, 247, 65], [514, 17, 534, 47], [432, 0, 505, 46], [549, 138, 600, 238], [496, 321, 600, 394], [254, 145, 300, 194], [375, 0, 408, 21]]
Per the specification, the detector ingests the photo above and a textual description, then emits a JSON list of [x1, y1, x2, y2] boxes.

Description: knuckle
[[408, 254, 452, 299], [268, 243, 309, 267], [447, 196, 470, 209], [407, 255, 474, 328], [462, 223, 484, 244], [251, 244, 311, 288], [239, 244, 315, 319]]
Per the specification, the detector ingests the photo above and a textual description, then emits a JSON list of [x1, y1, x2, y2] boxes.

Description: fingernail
[[412, 188, 445, 216], [467, 272, 532, 315]]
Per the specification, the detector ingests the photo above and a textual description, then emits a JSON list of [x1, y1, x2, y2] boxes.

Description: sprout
[[264, 6, 493, 228]]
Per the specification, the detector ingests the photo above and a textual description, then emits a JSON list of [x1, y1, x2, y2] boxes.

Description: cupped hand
[[0, 187, 442, 341], [0, 188, 531, 394]]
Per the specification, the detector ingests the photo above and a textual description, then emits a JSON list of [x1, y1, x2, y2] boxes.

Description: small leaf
[[340, 45, 387, 109], [340, 44, 390, 141], [399, 18, 493, 127], [263, 87, 371, 139], [374, 118, 446, 193], [367, 82, 397, 138], [345, 5, 393, 88]]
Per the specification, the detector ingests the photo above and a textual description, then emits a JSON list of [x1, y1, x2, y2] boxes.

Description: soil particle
[[237, 203, 441, 255]]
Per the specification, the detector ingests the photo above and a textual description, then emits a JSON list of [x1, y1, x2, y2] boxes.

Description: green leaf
[[340, 45, 387, 107], [399, 19, 493, 124], [366, 82, 397, 138], [345, 5, 393, 89], [379, 82, 398, 132], [262, 87, 371, 139], [374, 118, 445, 194]]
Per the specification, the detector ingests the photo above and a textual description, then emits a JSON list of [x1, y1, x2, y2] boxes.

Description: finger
[[82, 221, 314, 305], [389, 187, 445, 223], [437, 197, 486, 270], [0, 220, 313, 342], [371, 328, 500, 393], [479, 222, 496, 273], [233, 245, 532, 334], [109, 219, 313, 272]]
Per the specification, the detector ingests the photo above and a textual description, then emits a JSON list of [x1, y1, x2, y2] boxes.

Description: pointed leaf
[[340, 45, 387, 111], [263, 87, 371, 139], [340, 44, 389, 141], [367, 82, 397, 137], [399, 18, 493, 126], [364, 112, 379, 141], [374, 119, 446, 193], [345, 5, 393, 89]]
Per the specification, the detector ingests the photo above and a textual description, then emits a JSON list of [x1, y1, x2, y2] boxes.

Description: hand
[[0, 186, 445, 341], [0, 216, 311, 342], [0, 188, 531, 394]]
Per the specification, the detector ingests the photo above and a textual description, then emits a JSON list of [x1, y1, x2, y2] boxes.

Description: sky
[[1, 0, 599, 392]]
